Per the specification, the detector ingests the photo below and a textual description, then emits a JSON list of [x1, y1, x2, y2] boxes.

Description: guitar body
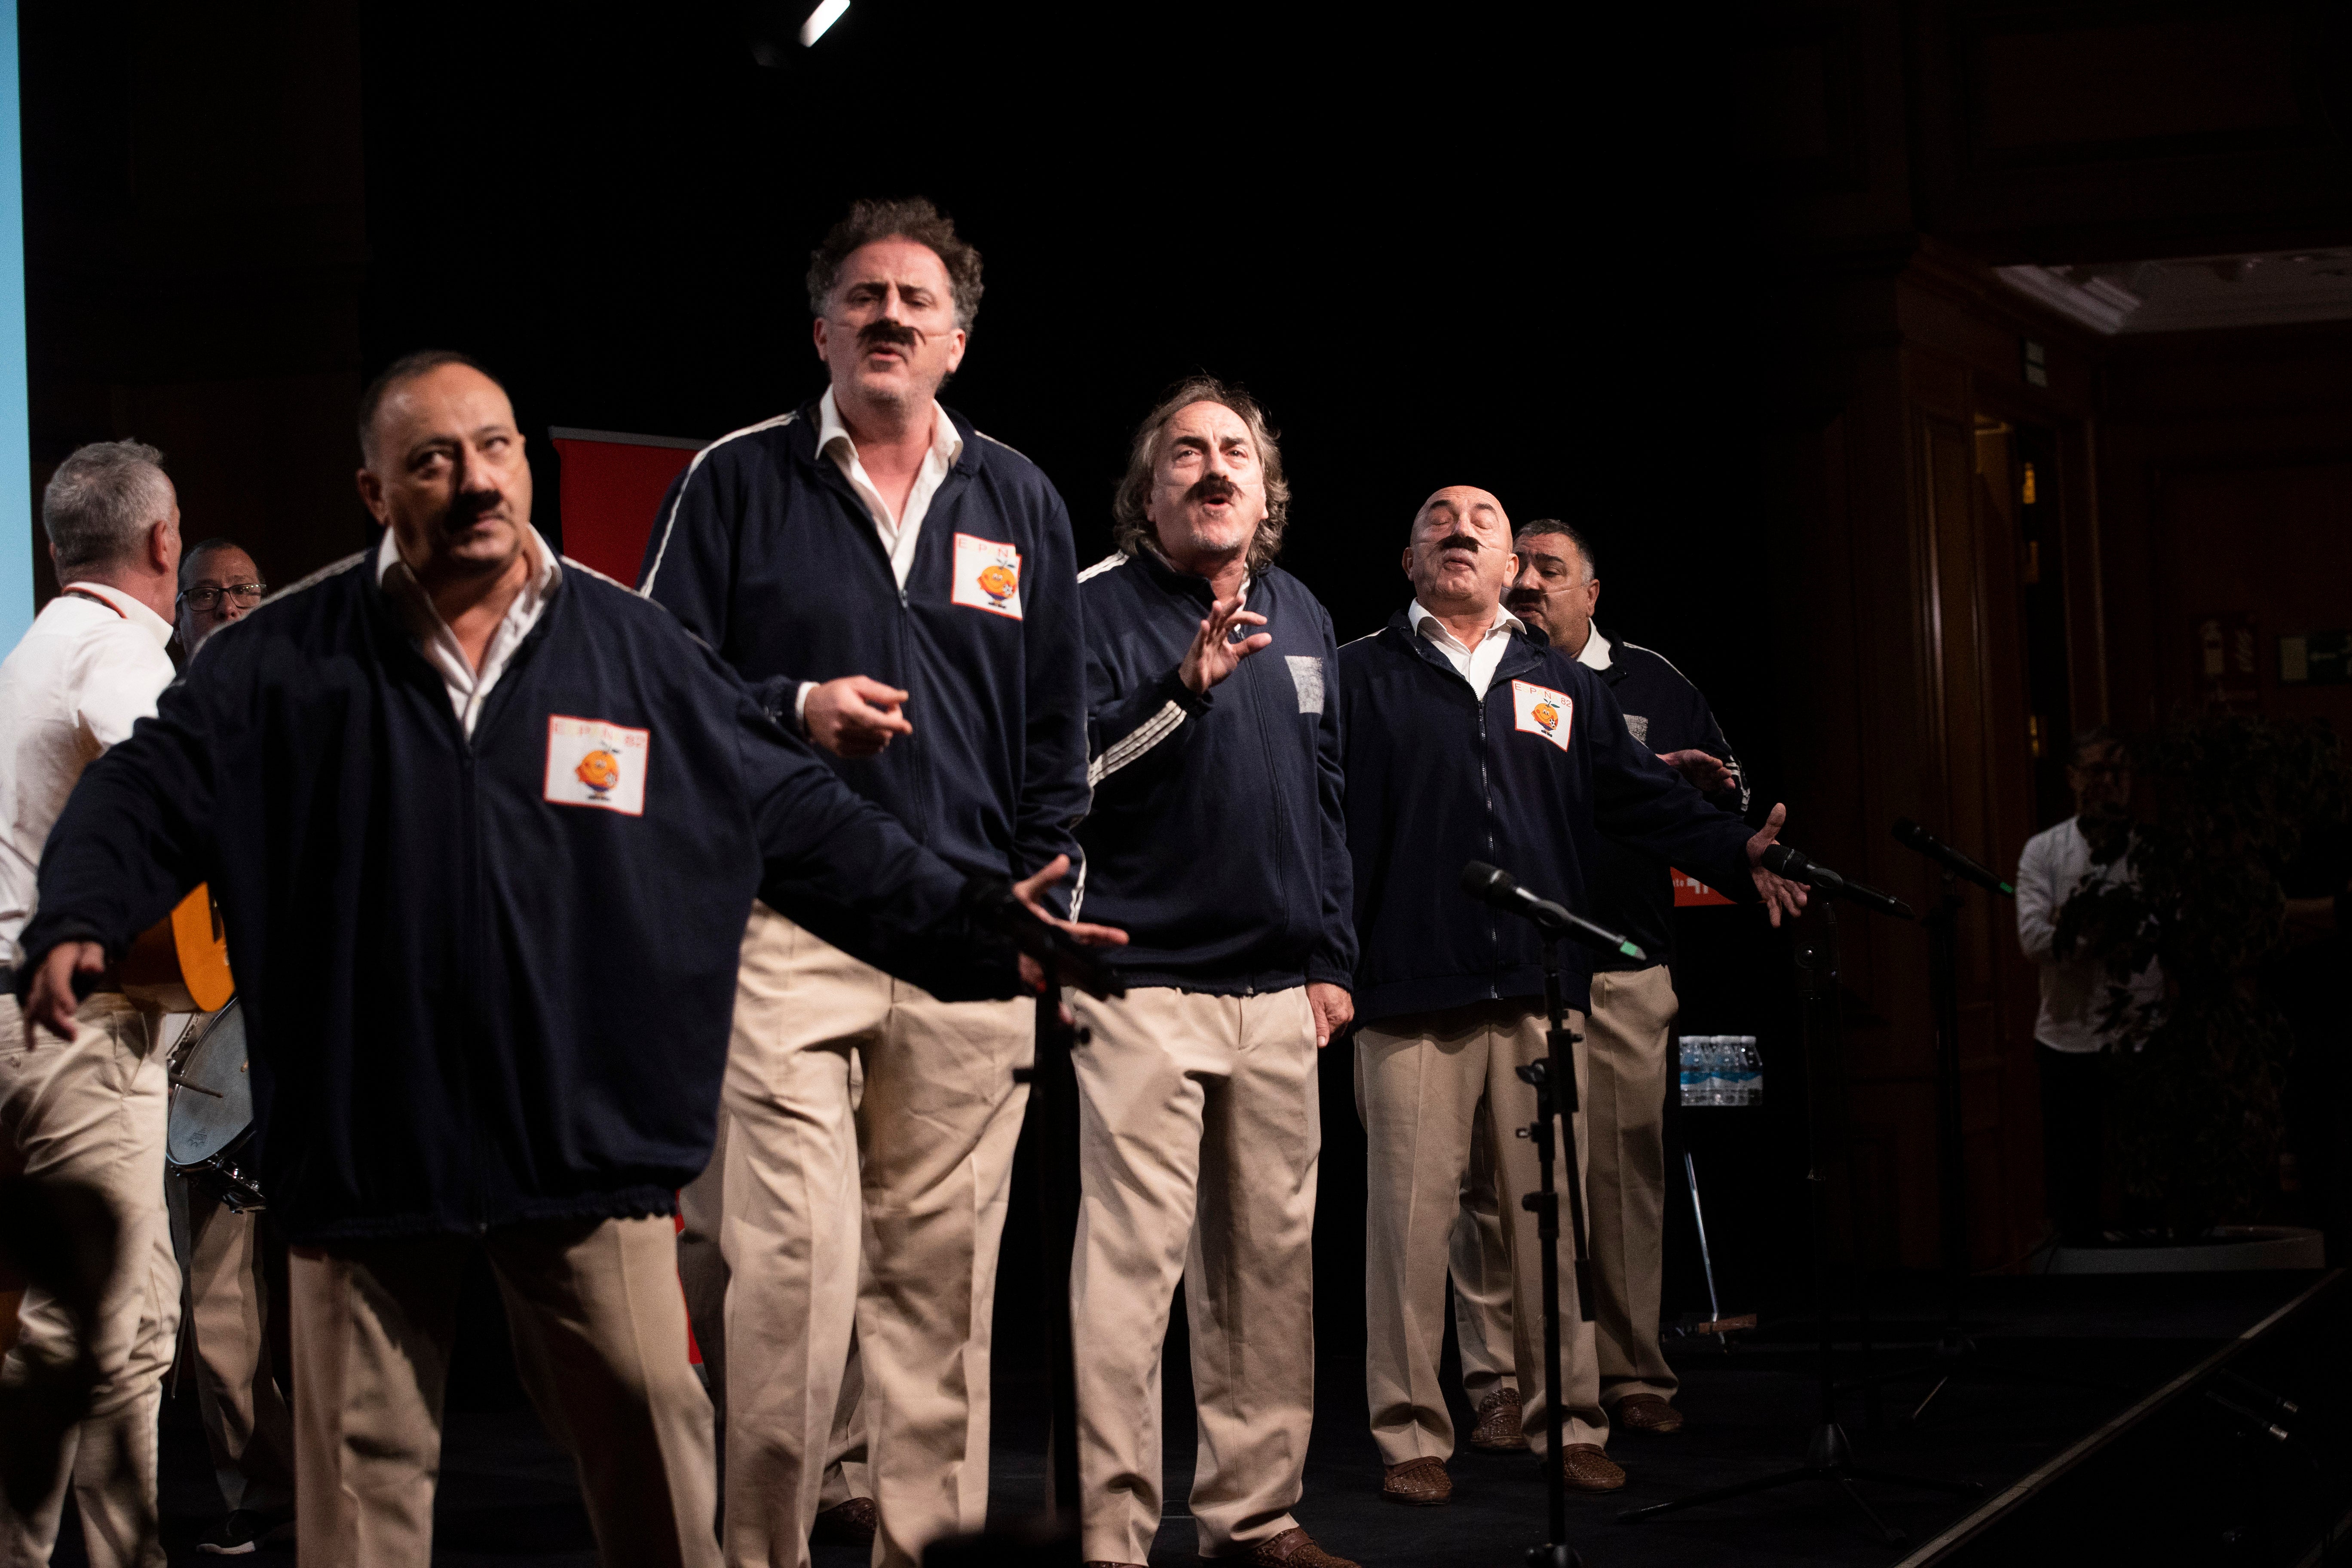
[[119, 885, 234, 1013]]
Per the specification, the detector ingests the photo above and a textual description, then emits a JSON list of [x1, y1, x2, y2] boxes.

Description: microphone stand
[[1869, 870, 2116, 1420], [1622, 902, 1980, 1545], [1525, 933, 1591, 1568]]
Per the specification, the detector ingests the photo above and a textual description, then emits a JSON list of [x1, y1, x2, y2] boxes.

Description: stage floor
[[61, 1268, 2319, 1567]]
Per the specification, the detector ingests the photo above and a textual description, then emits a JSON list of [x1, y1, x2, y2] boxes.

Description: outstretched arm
[[18, 684, 221, 1040]]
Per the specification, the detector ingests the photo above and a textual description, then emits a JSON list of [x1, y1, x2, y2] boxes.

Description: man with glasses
[[167, 535, 303, 1554], [173, 540, 266, 659]]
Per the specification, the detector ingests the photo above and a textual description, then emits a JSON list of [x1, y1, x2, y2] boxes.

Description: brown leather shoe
[[1559, 1443, 1626, 1491], [811, 1496, 877, 1546], [1468, 1386, 1529, 1451], [1243, 1526, 1360, 1566], [1381, 1455, 1452, 1505], [1614, 1393, 1684, 1433]]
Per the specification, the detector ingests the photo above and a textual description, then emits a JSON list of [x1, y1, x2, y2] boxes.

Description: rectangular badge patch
[[950, 533, 1023, 619], [1510, 680, 1573, 752], [544, 715, 650, 816], [1286, 655, 1326, 715]]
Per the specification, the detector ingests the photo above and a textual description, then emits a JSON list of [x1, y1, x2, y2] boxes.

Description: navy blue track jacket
[[17, 553, 1008, 1245], [1337, 609, 1757, 1023], [1580, 627, 1749, 972], [637, 402, 1088, 909], [1075, 550, 1354, 992]]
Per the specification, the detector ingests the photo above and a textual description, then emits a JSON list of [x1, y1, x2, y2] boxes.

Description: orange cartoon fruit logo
[[978, 562, 1018, 603], [576, 749, 620, 795], [1531, 701, 1559, 734]]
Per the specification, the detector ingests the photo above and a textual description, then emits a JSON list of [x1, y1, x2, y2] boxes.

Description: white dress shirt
[[1408, 598, 1525, 699], [1574, 624, 1612, 671], [2015, 815, 2164, 1054], [376, 526, 560, 740], [0, 582, 178, 957], [815, 386, 964, 591]]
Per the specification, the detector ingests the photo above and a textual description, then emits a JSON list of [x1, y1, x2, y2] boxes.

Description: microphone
[[1460, 862, 1649, 962], [1758, 844, 1916, 921], [1892, 818, 2014, 898]]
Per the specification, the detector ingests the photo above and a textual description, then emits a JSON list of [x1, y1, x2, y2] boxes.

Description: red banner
[[549, 427, 704, 586], [1672, 869, 1733, 907]]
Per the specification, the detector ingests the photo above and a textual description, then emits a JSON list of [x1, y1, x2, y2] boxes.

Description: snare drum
[[167, 998, 263, 1211]]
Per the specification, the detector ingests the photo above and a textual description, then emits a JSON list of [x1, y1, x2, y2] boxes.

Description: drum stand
[[1621, 904, 1979, 1545]]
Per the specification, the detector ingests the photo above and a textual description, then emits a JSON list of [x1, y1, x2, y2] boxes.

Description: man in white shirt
[[0, 440, 184, 1568], [2016, 727, 2159, 1246]]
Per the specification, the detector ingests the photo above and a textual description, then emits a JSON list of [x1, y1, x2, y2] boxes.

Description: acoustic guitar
[[119, 885, 234, 1013]]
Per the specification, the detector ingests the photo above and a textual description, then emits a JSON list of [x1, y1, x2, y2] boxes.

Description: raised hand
[[1179, 596, 1272, 695]]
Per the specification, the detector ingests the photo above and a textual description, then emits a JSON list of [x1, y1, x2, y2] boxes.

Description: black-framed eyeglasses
[[178, 583, 266, 610]]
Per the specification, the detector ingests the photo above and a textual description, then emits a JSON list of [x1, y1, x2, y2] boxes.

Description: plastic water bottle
[[1679, 1037, 1708, 1106], [1724, 1037, 1763, 1107]]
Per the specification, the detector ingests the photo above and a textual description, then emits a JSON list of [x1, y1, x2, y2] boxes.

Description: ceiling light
[[801, 0, 849, 45]]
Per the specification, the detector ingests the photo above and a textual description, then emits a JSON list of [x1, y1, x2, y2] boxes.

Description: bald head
[[1403, 485, 1518, 619]]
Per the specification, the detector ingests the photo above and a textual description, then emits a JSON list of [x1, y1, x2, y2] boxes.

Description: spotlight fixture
[[800, 0, 849, 45]]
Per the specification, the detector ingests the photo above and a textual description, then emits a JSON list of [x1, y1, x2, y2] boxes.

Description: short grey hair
[[806, 197, 984, 332], [43, 441, 173, 578]]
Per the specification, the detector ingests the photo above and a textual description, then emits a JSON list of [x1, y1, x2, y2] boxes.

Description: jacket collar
[[1134, 542, 1251, 606], [1384, 605, 1550, 689], [791, 395, 984, 478]]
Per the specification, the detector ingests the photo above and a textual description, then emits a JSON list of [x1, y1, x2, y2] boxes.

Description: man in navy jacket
[[636, 198, 1090, 1568], [1446, 519, 1754, 1456], [1068, 381, 1356, 1568], [1338, 486, 1804, 1506], [17, 354, 1093, 1568]]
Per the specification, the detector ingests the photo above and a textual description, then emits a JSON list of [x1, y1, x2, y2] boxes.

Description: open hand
[[1744, 802, 1809, 927], [805, 675, 914, 758], [1179, 596, 1272, 695], [21, 941, 106, 1043], [1011, 855, 1129, 1001]]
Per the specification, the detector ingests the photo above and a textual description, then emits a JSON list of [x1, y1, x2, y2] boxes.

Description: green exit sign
[[2279, 632, 2351, 685]]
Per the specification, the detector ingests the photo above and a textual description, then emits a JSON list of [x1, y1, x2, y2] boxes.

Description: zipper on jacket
[[1476, 692, 1499, 998]]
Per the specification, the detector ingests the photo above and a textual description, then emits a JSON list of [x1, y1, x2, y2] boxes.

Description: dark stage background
[[24, 0, 2352, 1463]]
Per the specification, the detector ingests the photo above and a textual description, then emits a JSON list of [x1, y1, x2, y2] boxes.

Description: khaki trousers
[[1357, 1001, 1602, 1460], [288, 1214, 717, 1568], [720, 904, 1030, 1568], [677, 1103, 870, 1515], [1449, 966, 1681, 1411], [0, 992, 176, 1568], [1067, 987, 1320, 1565], [166, 1178, 296, 1514]]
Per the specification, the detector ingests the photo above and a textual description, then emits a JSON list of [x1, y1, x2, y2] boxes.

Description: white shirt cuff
[[793, 679, 815, 735]]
